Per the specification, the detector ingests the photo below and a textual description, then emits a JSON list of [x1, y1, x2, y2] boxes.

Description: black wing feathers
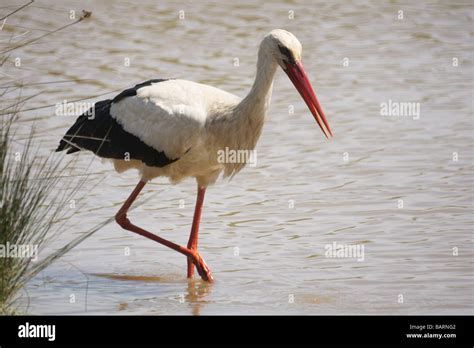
[[56, 79, 178, 168]]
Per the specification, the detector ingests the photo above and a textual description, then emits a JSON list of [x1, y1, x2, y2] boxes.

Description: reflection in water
[[90, 273, 213, 315], [184, 280, 213, 316]]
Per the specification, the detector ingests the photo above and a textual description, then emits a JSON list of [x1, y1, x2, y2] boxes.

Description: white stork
[[56, 29, 333, 282]]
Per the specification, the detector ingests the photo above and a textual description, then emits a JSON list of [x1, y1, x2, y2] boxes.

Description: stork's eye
[[278, 45, 296, 66]]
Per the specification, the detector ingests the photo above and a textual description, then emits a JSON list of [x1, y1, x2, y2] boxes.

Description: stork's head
[[263, 29, 332, 139]]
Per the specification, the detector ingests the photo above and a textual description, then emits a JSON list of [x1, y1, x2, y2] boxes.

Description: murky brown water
[[1, 0, 473, 314]]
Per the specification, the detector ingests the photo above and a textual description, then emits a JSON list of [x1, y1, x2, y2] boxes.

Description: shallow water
[[1, 0, 473, 314]]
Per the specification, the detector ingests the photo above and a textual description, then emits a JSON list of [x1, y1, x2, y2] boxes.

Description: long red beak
[[284, 60, 332, 139]]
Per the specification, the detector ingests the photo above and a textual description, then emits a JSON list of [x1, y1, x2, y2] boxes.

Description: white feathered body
[[110, 77, 273, 187]]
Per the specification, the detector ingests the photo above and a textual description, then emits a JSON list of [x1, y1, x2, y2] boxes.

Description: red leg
[[187, 186, 206, 278], [115, 180, 213, 282]]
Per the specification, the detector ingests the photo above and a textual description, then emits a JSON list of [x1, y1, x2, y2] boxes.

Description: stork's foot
[[188, 252, 214, 282]]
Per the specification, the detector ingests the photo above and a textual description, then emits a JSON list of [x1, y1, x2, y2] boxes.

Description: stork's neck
[[235, 46, 278, 120]]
